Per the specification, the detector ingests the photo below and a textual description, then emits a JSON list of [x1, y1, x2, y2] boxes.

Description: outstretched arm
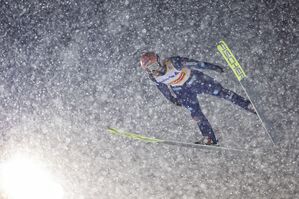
[[156, 83, 181, 106], [179, 57, 224, 73], [148, 74, 181, 106]]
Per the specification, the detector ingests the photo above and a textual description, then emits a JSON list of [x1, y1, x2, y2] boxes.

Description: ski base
[[217, 40, 276, 145], [107, 127, 249, 153], [161, 140, 247, 152]]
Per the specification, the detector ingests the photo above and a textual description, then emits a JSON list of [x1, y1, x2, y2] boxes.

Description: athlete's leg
[[179, 93, 218, 143], [195, 74, 255, 113], [216, 88, 252, 109]]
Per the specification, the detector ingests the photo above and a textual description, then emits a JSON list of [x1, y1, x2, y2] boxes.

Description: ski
[[107, 127, 250, 153], [217, 40, 276, 145]]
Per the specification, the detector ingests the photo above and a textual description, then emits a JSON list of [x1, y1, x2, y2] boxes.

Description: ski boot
[[195, 135, 218, 145], [247, 103, 257, 114]]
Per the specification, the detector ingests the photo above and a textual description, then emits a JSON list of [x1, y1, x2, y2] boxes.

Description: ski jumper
[[149, 56, 252, 143]]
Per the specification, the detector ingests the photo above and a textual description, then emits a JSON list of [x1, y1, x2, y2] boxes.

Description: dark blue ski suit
[[149, 56, 253, 143]]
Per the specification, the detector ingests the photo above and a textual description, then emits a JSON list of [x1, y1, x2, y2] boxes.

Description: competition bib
[[154, 60, 191, 86]]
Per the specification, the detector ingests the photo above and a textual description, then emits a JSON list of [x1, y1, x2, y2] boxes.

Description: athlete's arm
[[179, 57, 224, 73], [156, 83, 181, 106], [148, 74, 181, 106]]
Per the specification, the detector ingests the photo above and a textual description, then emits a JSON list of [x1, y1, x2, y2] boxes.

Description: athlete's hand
[[173, 100, 182, 106], [216, 66, 225, 73]]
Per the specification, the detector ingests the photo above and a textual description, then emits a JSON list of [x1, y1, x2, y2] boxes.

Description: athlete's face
[[147, 61, 165, 76]]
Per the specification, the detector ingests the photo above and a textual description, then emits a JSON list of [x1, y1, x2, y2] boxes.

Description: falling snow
[[0, 0, 298, 199]]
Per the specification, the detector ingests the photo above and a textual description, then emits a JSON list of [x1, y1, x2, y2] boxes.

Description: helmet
[[140, 52, 159, 70]]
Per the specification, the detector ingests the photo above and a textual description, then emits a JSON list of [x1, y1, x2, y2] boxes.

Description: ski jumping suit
[[149, 56, 253, 143]]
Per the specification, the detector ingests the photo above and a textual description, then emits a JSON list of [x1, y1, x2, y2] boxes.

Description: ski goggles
[[147, 62, 161, 73]]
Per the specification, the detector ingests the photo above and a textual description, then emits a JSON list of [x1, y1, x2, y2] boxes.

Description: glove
[[216, 66, 225, 73], [173, 100, 182, 106], [170, 96, 182, 106]]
